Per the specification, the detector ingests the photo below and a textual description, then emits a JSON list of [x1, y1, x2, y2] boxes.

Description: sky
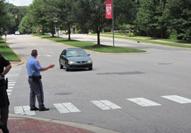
[[6, 0, 32, 6]]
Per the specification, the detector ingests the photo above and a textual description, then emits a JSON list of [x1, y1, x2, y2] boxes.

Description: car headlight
[[87, 60, 92, 63], [68, 61, 75, 64]]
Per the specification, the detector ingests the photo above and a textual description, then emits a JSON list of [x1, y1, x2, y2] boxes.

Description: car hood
[[67, 56, 91, 61]]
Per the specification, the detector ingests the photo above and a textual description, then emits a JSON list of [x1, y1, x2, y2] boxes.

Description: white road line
[[162, 95, 191, 104], [54, 103, 70, 113], [8, 87, 14, 89], [8, 93, 11, 96], [9, 81, 16, 84], [62, 103, 81, 113], [127, 98, 161, 107], [8, 84, 15, 87], [7, 89, 12, 93], [14, 106, 24, 115], [92, 100, 111, 110], [100, 100, 121, 109], [91, 100, 121, 110], [14, 106, 35, 115], [23, 106, 35, 115]]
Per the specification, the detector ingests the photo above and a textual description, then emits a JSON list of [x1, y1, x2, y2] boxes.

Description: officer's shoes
[[39, 107, 49, 111], [30, 107, 39, 111]]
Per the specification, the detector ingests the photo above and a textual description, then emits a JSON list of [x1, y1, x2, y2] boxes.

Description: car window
[[61, 50, 66, 55], [66, 49, 87, 57]]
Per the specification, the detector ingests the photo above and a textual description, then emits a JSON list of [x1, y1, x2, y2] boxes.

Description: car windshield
[[66, 49, 87, 57]]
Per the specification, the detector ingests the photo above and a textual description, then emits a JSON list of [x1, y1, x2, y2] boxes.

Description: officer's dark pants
[[28, 78, 45, 109], [0, 106, 9, 133]]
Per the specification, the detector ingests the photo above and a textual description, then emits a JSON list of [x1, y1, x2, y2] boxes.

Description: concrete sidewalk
[[6, 116, 94, 133]]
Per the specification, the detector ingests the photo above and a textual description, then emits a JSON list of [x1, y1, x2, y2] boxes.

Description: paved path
[[7, 116, 94, 133]]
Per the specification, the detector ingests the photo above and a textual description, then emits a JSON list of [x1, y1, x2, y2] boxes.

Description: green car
[[59, 48, 93, 71]]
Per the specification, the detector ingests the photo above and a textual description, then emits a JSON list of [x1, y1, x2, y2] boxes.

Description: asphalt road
[[6, 34, 191, 133]]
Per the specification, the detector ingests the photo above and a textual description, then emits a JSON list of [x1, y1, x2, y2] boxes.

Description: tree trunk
[[97, 25, 100, 46], [51, 24, 55, 37], [68, 24, 71, 40]]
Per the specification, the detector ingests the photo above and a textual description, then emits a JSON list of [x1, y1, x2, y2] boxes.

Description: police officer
[[26, 49, 54, 111], [0, 53, 11, 133]]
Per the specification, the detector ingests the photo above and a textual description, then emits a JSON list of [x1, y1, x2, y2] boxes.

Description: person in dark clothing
[[26, 49, 54, 111], [0, 53, 12, 133]]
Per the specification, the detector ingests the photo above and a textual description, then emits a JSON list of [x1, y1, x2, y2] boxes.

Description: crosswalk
[[6, 66, 22, 96], [7, 66, 191, 116], [13, 95, 191, 116]]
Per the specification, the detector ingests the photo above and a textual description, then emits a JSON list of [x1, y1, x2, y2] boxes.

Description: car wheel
[[89, 67, 93, 70], [65, 67, 69, 71]]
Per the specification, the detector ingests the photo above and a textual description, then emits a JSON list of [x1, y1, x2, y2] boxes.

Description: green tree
[[136, 0, 169, 38], [114, 0, 136, 27], [19, 15, 33, 34], [75, 0, 105, 45], [29, 0, 64, 36], [165, 0, 191, 41], [0, 0, 8, 35], [5, 3, 27, 33], [56, 0, 76, 40]]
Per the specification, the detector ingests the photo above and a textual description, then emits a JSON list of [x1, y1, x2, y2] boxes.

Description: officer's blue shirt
[[26, 56, 42, 76]]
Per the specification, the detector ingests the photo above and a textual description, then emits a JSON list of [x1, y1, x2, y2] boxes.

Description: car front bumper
[[67, 63, 92, 70]]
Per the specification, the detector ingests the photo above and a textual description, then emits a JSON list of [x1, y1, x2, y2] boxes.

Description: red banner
[[105, 0, 112, 19]]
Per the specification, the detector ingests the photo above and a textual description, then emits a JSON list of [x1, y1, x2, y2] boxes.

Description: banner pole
[[112, 0, 115, 47]]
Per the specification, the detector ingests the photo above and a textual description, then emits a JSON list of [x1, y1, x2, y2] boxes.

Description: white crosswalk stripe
[[127, 98, 161, 107], [91, 100, 121, 110], [54, 103, 80, 114], [14, 106, 35, 116], [7, 89, 12, 93], [162, 95, 191, 104], [8, 81, 16, 84], [8, 86, 14, 89], [5, 66, 22, 96], [54, 103, 70, 113], [7, 81, 16, 96], [8, 84, 14, 86]]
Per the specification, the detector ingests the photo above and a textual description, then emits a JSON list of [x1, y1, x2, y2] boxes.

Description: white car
[[15, 31, 20, 35]]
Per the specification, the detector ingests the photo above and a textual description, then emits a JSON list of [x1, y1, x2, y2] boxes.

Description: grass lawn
[[0, 38, 20, 61], [98, 32, 191, 48], [36, 34, 145, 53]]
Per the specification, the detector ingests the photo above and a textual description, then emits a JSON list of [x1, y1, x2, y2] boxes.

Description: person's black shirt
[[0, 54, 10, 73], [0, 54, 10, 107]]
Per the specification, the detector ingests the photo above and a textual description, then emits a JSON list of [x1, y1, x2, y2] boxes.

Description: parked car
[[14, 31, 20, 35], [59, 48, 93, 71]]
